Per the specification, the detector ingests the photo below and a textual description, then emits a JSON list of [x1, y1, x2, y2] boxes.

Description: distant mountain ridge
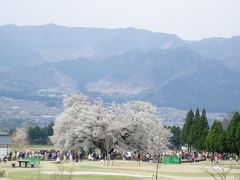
[[0, 24, 186, 62], [1, 24, 240, 72], [0, 24, 240, 112]]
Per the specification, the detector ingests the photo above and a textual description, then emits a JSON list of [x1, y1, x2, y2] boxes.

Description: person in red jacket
[[218, 153, 222, 162], [210, 154, 214, 163]]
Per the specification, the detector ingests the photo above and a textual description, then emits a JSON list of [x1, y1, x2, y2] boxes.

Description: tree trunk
[[155, 156, 160, 180]]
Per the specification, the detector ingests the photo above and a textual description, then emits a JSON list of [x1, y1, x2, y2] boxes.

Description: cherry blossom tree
[[11, 128, 29, 152], [51, 95, 118, 152], [51, 94, 171, 164], [51, 94, 92, 150], [116, 101, 160, 152], [147, 120, 171, 180]]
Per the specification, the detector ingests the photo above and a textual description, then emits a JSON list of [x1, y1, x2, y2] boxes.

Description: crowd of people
[[1, 150, 85, 162], [1, 149, 239, 164], [0, 154, 7, 163], [1, 150, 159, 163], [177, 150, 239, 163]]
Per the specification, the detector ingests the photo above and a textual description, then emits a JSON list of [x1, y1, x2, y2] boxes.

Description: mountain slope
[[1, 24, 240, 72], [49, 48, 240, 112], [0, 34, 42, 67], [189, 36, 240, 72], [0, 24, 187, 61], [0, 24, 240, 112]]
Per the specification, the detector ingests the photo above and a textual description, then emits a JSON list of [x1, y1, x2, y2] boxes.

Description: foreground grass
[[8, 171, 145, 180], [1, 160, 239, 180]]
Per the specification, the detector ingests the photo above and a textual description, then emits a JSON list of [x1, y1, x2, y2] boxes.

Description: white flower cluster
[[50, 94, 171, 155]]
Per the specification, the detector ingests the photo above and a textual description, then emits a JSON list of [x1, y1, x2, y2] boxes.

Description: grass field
[[0, 160, 240, 180]]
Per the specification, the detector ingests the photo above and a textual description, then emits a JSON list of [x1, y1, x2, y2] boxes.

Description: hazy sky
[[0, 0, 239, 40]]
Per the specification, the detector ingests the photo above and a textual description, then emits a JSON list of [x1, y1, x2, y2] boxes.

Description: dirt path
[[43, 171, 152, 178]]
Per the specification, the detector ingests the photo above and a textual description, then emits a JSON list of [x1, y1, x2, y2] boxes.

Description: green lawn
[[8, 171, 145, 180], [1, 160, 239, 180]]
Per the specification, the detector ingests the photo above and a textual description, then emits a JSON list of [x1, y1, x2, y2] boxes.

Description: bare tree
[[147, 120, 171, 180], [198, 162, 234, 180], [11, 128, 29, 152], [50, 162, 74, 180]]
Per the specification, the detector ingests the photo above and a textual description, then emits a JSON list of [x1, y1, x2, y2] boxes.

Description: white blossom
[[11, 128, 29, 152], [51, 95, 171, 154]]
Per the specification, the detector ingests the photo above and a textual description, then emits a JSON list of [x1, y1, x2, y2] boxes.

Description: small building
[[0, 133, 11, 156]]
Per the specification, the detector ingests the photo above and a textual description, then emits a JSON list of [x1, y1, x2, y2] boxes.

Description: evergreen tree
[[235, 121, 240, 154], [206, 120, 224, 152], [196, 108, 209, 150], [195, 108, 201, 120], [181, 110, 194, 151], [201, 108, 209, 129], [27, 122, 54, 144], [226, 112, 240, 153], [47, 122, 54, 136], [169, 126, 181, 150], [197, 128, 208, 150], [188, 108, 210, 151], [190, 108, 201, 150], [219, 130, 228, 153]]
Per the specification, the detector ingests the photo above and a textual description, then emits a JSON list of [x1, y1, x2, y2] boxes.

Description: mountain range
[[1, 24, 240, 112]]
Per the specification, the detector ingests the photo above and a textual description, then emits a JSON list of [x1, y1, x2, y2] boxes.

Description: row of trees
[[207, 112, 240, 153], [51, 95, 172, 156], [28, 122, 54, 144], [181, 108, 209, 151], [181, 109, 240, 154], [9, 122, 54, 151]]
